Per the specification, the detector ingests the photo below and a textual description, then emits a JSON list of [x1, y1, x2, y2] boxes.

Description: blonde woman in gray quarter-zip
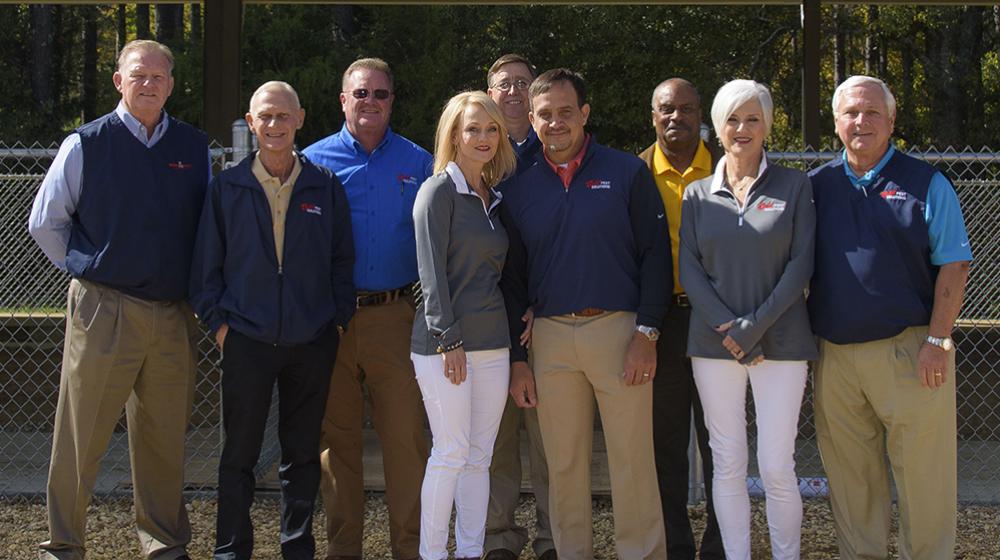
[[679, 80, 817, 560], [410, 91, 518, 560]]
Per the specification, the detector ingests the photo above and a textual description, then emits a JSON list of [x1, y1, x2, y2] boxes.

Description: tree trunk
[[81, 6, 98, 122], [116, 4, 126, 54], [29, 5, 56, 113], [156, 5, 181, 46], [136, 5, 151, 39], [834, 5, 847, 85], [191, 3, 202, 42], [924, 7, 985, 146], [865, 6, 880, 76], [333, 5, 356, 40]]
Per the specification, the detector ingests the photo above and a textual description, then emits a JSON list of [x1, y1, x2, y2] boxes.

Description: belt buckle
[[674, 293, 690, 308], [571, 307, 604, 318]]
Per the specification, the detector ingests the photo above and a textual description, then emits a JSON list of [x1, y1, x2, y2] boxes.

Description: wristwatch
[[636, 325, 661, 342], [926, 335, 954, 351]]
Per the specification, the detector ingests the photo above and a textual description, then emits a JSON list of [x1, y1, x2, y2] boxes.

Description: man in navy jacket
[[189, 81, 355, 560], [501, 68, 670, 560]]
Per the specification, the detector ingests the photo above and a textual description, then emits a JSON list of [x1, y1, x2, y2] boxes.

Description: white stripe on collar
[[445, 161, 503, 210], [710, 150, 769, 194]]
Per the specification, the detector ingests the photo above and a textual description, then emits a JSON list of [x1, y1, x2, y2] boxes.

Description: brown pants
[[320, 298, 429, 559], [40, 279, 197, 560], [533, 311, 666, 560], [484, 391, 553, 557], [815, 326, 957, 560]]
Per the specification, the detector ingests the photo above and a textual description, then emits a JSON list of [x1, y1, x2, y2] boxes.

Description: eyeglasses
[[347, 88, 392, 100], [492, 79, 530, 92]]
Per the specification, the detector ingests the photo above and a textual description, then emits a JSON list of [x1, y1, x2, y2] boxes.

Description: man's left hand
[[918, 341, 949, 389], [623, 332, 657, 386]]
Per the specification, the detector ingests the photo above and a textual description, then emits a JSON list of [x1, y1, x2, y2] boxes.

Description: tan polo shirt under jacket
[[251, 154, 302, 266]]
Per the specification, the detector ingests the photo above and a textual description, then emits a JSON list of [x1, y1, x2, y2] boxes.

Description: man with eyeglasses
[[482, 53, 554, 560], [303, 57, 432, 560], [638, 78, 724, 560], [487, 54, 542, 173]]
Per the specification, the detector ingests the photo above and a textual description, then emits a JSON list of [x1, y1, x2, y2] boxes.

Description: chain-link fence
[[2, 143, 998, 503]]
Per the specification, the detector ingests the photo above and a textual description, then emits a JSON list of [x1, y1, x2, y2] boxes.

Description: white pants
[[411, 348, 510, 560], [692, 358, 807, 560]]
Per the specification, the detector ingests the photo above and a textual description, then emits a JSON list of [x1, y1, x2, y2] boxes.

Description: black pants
[[214, 327, 339, 560], [652, 304, 723, 560]]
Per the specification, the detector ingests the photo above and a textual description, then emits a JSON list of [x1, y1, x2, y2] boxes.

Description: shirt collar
[[710, 150, 769, 195], [652, 140, 713, 177], [251, 151, 302, 188], [544, 134, 590, 175], [842, 144, 895, 188], [115, 101, 169, 146], [339, 122, 394, 155], [445, 161, 503, 209]]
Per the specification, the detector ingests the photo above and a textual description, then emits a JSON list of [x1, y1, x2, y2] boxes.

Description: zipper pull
[[278, 265, 283, 275], [738, 214, 744, 227]]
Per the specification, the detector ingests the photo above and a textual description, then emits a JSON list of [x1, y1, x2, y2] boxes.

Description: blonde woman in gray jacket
[[679, 79, 817, 560], [410, 91, 518, 560]]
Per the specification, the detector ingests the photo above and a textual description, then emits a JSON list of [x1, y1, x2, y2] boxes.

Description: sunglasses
[[348, 88, 391, 100]]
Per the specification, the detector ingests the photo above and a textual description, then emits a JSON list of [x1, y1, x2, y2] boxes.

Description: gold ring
[[643, 373, 650, 377], [935, 372, 943, 377]]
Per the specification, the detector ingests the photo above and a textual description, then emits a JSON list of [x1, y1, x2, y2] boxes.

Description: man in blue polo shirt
[[809, 75, 972, 560], [501, 68, 670, 560], [302, 57, 431, 560]]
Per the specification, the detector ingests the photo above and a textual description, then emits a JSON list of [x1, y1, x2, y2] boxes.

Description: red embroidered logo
[[300, 203, 322, 216], [757, 199, 786, 212], [168, 161, 192, 170], [397, 174, 419, 187], [585, 179, 612, 190], [881, 190, 907, 201]]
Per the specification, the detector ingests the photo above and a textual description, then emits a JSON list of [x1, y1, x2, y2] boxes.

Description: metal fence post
[[230, 118, 253, 167]]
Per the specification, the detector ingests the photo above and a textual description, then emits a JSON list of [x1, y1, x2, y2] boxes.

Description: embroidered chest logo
[[397, 174, 419, 187], [168, 161, 192, 170], [757, 199, 787, 212], [880, 189, 908, 202], [300, 203, 323, 216], [585, 179, 612, 190]]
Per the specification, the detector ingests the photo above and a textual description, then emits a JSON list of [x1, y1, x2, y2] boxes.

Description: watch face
[[942, 338, 954, 351]]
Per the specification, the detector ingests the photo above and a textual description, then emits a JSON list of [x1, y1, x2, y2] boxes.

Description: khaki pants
[[533, 311, 666, 560], [484, 391, 553, 557], [40, 279, 197, 560], [320, 298, 429, 559], [815, 326, 957, 560]]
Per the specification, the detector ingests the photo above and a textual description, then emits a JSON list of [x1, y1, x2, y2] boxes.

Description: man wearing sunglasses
[[303, 57, 432, 560]]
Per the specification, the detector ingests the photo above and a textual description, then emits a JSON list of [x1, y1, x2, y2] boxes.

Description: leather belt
[[673, 293, 690, 308], [570, 307, 606, 318], [357, 284, 413, 308]]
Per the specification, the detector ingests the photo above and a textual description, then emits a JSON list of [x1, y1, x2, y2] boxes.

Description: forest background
[[7, 3, 1000, 151]]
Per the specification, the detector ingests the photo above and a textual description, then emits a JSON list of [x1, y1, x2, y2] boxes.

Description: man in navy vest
[[501, 68, 670, 559], [482, 53, 554, 560], [190, 81, 355, 560], [808, 75, 972, 560], [28, 40, 209, 560], [302, 58, 431, 560]]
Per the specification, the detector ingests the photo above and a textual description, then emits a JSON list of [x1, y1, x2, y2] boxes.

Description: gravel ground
[[2, 494, 999, 559]]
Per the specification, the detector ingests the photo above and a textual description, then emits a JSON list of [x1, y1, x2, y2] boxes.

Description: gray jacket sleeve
[[412, 176, 462, 347], [678, 181, 738, 329], [727, 173, 816, 351]]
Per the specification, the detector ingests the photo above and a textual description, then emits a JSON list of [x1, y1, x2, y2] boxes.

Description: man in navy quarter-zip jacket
[[501, 68, 670, 560], [189, 81, 355, 560]]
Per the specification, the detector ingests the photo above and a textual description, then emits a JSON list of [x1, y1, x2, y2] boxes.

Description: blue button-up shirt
[[303, 125, 433, 291], [28, 102, 212, 270]]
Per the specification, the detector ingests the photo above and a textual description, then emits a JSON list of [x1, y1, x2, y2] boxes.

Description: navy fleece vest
[[807, 150, 938, 344], [68, 112, 208, 301]]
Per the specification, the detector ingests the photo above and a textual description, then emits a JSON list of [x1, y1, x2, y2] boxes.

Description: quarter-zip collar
[[709, 150, 770, 195]]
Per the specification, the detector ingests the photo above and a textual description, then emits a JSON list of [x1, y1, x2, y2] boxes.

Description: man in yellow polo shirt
[[638, 77, 724, 560]]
